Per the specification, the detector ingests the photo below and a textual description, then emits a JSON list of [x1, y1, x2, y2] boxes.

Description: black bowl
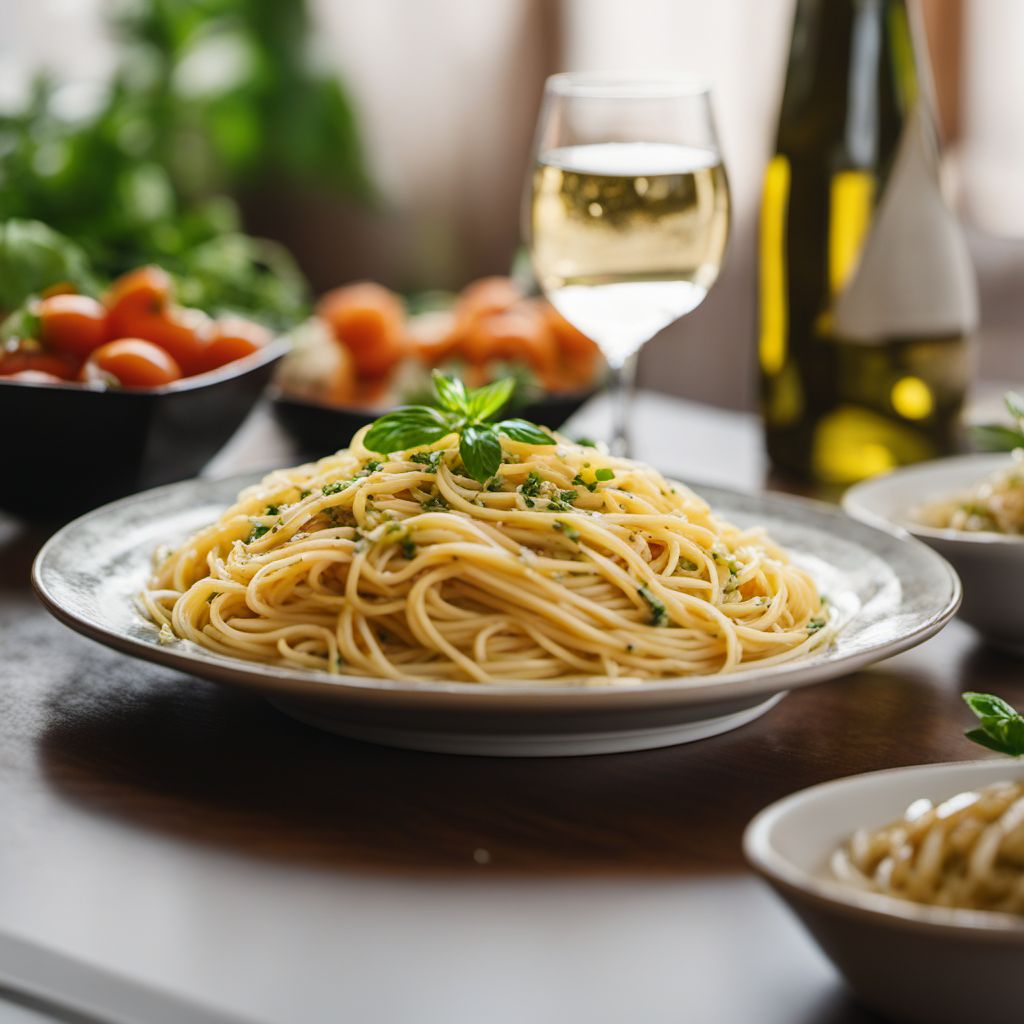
[[0, 340, 288, 520], [270, 386, 597, 458]]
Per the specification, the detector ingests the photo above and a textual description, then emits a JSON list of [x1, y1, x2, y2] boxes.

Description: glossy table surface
[[1, 393, 1019, 1024]]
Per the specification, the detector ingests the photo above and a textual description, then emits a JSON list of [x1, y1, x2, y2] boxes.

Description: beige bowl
[[843, 453, 1024, 654], [744, 760, 1024, 1024]]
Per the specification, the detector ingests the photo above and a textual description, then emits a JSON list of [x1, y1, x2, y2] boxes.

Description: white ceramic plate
[[33, 472, 960, 757], [745, 760, 1024, 1024], [844, 453, 1024, 654]]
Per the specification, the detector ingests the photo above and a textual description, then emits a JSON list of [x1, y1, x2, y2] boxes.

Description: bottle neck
[[777, 0, 927, 171]]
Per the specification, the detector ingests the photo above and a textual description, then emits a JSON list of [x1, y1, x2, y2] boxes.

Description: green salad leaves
[[364, 371, 555, 484], [962, 692, 1024, 757]]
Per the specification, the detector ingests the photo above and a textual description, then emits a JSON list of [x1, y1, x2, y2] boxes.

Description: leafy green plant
[[0, 221, 95, 310], [962, 692, 1024, 757], [972, 392, 1024, 453], [364, 372, 556, 484], [0, 0, 370, 324]]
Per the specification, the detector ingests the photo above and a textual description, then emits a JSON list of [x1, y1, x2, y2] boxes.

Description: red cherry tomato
[[454, 276, 524, 324], [200, 318, 272, 372], [105, 266, 174, 332], [317, 282, 406, 378], [0, 350, 79, 380], [38, 294, 109, 360], [81, 339, 182, 388]]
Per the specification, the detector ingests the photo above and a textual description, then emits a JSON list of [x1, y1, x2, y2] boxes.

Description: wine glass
[[525, 73, 730, 456]]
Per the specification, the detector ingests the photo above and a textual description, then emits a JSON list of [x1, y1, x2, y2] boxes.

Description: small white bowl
[[745, 760, 1024, 1024], [843, 453, 1024, 654]]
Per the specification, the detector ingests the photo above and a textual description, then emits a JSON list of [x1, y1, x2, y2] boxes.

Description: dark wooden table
[[1, 394, 1020, 1024]]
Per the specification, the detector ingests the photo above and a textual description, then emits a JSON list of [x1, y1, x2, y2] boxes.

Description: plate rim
[[32, 469, 962, 709]]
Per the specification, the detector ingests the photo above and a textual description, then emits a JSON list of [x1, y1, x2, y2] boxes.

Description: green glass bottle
[[759, 0, 977, 485]]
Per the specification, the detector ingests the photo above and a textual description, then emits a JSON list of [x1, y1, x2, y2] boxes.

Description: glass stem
[[607, 352, 639, 458]]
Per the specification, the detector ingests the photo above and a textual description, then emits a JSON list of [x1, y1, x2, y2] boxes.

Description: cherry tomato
[[0, 350, 78, 380], [81, 339, 182, 388], [0, 369, 66, 384], [105, 266, 174, 335], [107, 306, 212, 376], [406, 309, 460, 365], [317, 282, 406, 378], [200, 318, 272, 372], [459, 305, 557, 375], [38, 294, 109, 360], [453, 276, 523, 324]]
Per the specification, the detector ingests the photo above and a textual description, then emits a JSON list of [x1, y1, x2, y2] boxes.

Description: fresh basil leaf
[[963, 692, 1019, 720], [467, 377, 515, 421], [431, 370, 469, 414], [496, 419, 556, 446], [364, 406, 454, 453], [971, 424, 1024, 453], [1005, 391, 1024, 424], [965, 728, 1013, 755], [460, 424, 502, 484], [962, 691, 1024, 757]]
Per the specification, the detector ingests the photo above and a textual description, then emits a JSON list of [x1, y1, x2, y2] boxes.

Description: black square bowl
[[0, 339, 288, 520]]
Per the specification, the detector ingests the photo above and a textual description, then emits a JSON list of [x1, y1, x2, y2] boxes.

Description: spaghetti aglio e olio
[[141, 429, 831, 684]]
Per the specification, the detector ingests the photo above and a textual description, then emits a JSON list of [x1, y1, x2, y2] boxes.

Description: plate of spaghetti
[[33, 376, 959, 756]]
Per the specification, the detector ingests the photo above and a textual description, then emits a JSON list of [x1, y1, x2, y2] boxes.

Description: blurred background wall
[[1, 0, 1021, 409]]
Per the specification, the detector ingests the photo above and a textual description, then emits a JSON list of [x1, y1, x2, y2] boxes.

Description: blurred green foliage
[[0, 0, 370, 325]]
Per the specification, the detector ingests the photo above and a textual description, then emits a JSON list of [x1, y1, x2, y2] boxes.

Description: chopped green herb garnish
[[247, 522, 271, 543], [576, 437, 597, 447], [322, 481, 350, 496], [299, 489, 312, 499], [362, 460, 382, 473], [520, 472, 543, 497], [264, 504, 280, 516], [806, 616, 826, 633], [485, 476, 504, 491], [962, 692, 1024, 756], [678, 558, 699, 572], [401, 536, 416, 559], [594, 468, 614, 482], [421, 494, 449, 512], [410, 451, 443, 472], [553, 520, 581, 540], [572, 472, 598, 493], [637, 586, 669, 627]]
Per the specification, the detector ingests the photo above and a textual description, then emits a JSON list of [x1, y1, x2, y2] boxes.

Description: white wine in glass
[[527, 75, 730, 455]]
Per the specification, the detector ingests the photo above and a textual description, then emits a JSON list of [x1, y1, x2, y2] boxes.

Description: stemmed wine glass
[[525, 73, 730, 456]]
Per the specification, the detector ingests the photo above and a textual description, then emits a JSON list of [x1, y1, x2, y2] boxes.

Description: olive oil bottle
[[759, 0, 977, 485]]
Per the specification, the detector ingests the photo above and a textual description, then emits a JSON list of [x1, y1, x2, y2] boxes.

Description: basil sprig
[[973, 391, 1024, 452], [364, 371, 555, 483], [962, 692, 1024, 757]]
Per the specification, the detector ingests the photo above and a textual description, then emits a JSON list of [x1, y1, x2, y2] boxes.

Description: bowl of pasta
[[745, 753, 1024, 1024], [843, 451, 1024, 654]]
